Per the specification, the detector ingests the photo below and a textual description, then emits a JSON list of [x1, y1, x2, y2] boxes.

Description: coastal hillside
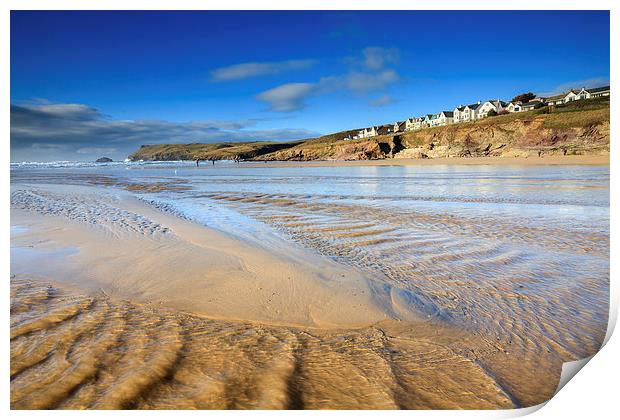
[[127, 140, 302, 162], [393, 97, 610, 159], [128, 129, 362, 161], [128, 98, 609, 162]]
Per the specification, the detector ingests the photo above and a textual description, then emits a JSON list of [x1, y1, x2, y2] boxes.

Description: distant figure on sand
[[195, 158, 216, 166]]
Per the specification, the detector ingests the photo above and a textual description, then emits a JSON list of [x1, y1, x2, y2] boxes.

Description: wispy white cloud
[[338, 70, 400, 94], [369, 94, 396, 107], [11, 102, 319, 161], [211, 59, 317, 82], [256, 47, 402, 112], [361, 47, 400, 71], [255, 83, 316, 112]]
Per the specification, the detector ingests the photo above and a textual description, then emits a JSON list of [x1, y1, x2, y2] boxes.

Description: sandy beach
[[11, 277, 523, 409], [10, 161, 609, 409], [10, 183, 519, 409], [242, 154, 609, 169], [11, 184, 403, 328]]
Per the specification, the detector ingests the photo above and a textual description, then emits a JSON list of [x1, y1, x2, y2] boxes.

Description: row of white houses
[[351, 85, 610, 139]]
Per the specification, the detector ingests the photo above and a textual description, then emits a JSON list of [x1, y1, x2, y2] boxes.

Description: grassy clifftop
[[128, 97, 609, 162], [127, 141, 301, 161], [127, 129, 362, 162]]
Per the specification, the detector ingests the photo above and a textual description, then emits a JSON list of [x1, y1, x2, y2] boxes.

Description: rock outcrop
[[261, 136, 405, 161]]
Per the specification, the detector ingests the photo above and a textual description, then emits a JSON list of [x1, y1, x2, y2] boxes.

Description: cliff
[[259, 135, 405, 161], [128, 97, 609, 162], [394, 100, 609, 159], [127, 141, 302, 162]]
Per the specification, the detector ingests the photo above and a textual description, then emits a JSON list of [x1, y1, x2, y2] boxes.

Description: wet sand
[[11, 185, 409, 328], [243, 154, 609, 168], [9, 185, 524, 409], [10, 167, 608, 409], [11, 278, 523, 409]]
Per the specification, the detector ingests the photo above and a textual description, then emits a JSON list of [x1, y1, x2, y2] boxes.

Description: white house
[[520, 101, 539, 111], [545, 93, 565, 106], [563, 89, 584, 102], [505, 102, 523, 113], [377, 124, 393, 136], [545, 85, 610, 106], [453, 102, 481, 123], [405, 117, 417, 131], [453, 105, 465, 122], [358, 126, 379, 138], [571, 86, 610, 101], [545, 89, 582, 104], [413, 116, 428, 130], [430, 111, 454, 127], [477, 100, 507, 118], [393, 121, 406, 133], [587, 85, 610, 98]]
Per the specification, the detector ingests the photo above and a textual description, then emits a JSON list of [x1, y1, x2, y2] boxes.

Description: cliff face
[[395, 108, 609, 159], [128, 100, 609, 162], [259, 137, 405, 161]]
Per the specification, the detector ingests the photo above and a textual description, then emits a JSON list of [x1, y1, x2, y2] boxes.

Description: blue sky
[[11, 10, 610, 161]]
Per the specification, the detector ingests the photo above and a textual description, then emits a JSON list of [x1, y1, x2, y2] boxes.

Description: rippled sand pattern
[[11, 279, 520, 409], [10, 165, 609, 409], [198, 191, 608, 363], [11, 189, 172, 237]]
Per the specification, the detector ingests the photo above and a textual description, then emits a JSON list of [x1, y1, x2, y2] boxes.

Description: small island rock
[[95, 157, 113, 163]]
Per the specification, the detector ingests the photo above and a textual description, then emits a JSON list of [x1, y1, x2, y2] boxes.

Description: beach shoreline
[[9, 183, 533, 409], [241, 154, 609, 168], [11, 183, 422, 329]]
